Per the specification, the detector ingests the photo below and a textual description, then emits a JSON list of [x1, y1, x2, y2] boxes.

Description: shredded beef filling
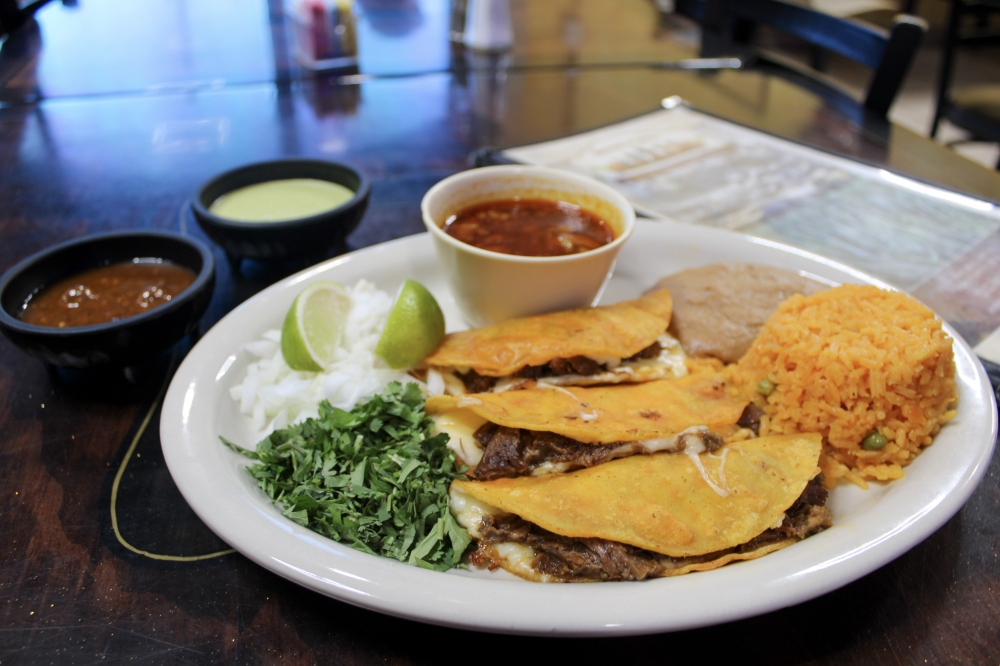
[[624, 341, 663, 362], [471, 425, 639, 480], [737, 403, 766, 436], [474, 476, 832, 582], [735, 477, 831, 552], [458, 369, 499, 393], [471, 423, 724, 481], [457, 341, 664, 393], [476, 513, 669, 581]]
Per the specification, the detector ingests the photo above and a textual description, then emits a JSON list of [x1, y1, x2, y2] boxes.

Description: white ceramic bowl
[[420, 165, 636, 326]]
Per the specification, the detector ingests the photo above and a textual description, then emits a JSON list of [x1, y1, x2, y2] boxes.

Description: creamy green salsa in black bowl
[[191, 159, 370, 268], [0, 230, 215, 369]]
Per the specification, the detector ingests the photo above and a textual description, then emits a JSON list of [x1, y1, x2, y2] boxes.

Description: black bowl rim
[[191, 158, 371, 231], [0, 229, 215, 336]]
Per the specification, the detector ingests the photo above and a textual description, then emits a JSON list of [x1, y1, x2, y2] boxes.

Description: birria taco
[[419, 289, 685, 395], [426, 373, 754, 480], [450, 433, 830, 582]]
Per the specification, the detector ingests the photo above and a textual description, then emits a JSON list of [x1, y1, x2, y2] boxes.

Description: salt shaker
[[463, 0, 513, 52]]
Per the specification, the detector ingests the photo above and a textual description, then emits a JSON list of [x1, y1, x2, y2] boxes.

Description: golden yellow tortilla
[[423, 288, 673, 376], [658, 541, 796, 576], [453, 433, 823, 558], [426, 372, 747, 445]]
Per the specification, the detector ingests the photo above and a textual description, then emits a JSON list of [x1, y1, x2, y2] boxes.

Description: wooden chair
[[930, 0, 1000, 170], [702, 0, 927, 118]]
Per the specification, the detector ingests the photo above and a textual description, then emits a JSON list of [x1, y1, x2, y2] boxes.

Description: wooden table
[[1, 1, 998, 663]]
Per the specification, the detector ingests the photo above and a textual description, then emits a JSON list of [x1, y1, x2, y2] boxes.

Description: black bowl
[[0, 230, 215, 368], [191, 159, 371, 265]]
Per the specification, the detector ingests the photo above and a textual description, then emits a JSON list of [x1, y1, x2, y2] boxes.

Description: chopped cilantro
[[222, 382, 471, 571]]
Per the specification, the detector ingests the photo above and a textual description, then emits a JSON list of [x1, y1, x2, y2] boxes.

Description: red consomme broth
[[442, 198, 614, 257]]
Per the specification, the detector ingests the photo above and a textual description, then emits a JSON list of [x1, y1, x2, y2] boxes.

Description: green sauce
[[209, 178, 354, 223]]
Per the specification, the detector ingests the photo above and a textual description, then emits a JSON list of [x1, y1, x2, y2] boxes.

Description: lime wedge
[[375, 279, 446, 369], [281, 281, 352, 371]]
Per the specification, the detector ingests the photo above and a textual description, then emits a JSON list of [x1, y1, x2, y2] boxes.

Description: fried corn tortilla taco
[[420, 289, 685, 394], [450, 433, 830, 582], [426, 373, 752, 480]]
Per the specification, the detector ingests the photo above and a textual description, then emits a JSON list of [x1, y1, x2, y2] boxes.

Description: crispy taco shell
[[423, 288, 673, 376], [426, 373, 746, 445], [453, 433, 823, 558]]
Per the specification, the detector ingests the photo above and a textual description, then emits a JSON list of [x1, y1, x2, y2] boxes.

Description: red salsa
[[20, 260, 196, 328], [442, 198, 614, 257]]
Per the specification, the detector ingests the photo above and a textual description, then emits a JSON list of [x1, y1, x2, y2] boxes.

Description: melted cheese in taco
[[427, 373, 752, 480], [421, 289, 685, 394], [451, 434, 831, 582]]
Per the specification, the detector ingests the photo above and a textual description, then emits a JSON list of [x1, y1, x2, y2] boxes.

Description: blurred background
[[1, 0, 997, 168]]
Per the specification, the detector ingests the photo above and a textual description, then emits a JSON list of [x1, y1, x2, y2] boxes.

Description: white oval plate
[[161, 220, 997, 636]]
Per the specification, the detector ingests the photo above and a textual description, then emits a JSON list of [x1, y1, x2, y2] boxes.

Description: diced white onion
[[229, 280, 416, 436], [426, 369, 445, 396]]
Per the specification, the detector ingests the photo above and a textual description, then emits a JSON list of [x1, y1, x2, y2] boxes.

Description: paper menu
[[503, 105, 1000, 348]]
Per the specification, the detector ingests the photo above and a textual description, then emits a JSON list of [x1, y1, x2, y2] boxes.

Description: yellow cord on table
[[109, 359, 236, 562]]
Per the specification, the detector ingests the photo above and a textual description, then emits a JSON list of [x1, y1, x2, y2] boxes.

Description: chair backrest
[[931, 0, 1000, 140], [706, 0, 926, 117]]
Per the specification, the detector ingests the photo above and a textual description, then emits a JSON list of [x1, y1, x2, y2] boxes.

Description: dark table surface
[[1, 1, 999, 663]]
